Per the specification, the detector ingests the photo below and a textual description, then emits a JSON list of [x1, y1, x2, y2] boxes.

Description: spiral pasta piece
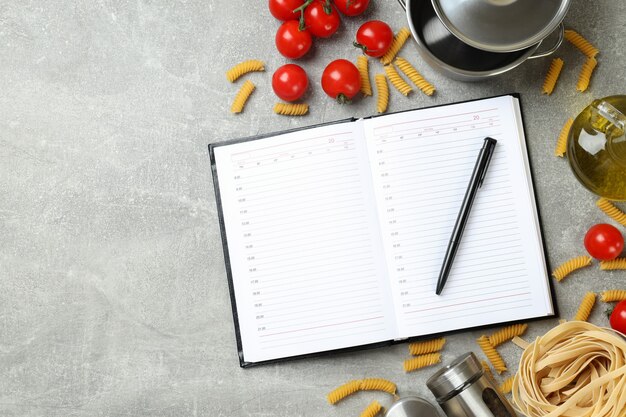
[[512, 321, 626, 417], [600, 258, 626, 270], [477, 336, 507, 374], [408, 337, 446, 356], [554, 118, 573, 157], [380, 27, 411, 65], [359, 400, 383, 417], [482, 360, 495, 381], [551, 255, 592, 281], [499, 376, 514, 394], [326, 380, 361, 405], [403, 353, 441, 372], [384, 65, 412, 96], [488, 324, 528, 348], [576, 57, 597, 92], [375, 74, 389, 114], [601, 289, 626, 302], [273, 103, 309, 116], [394, 57, 436, 96], [226, 59, 265, 82], [230, 80, 255, 114], [573, 292, 596, 321], [596, 197, 626, 226], [564, 29, 599, 58], [360, 378, 397, 395], [357, 55, 373, 96], [542, 58, 564, 95]]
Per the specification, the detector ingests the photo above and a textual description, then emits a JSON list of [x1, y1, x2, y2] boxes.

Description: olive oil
[[567, 96, 626, 201]]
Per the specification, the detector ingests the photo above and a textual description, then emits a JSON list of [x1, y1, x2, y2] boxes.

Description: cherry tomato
[[610, 300, 626, 335], [269, 0, 306, 21], [275, 20, 313, 59], [334, 0, 370, 16], [584, 223, 624, 260], [304, 0, 341, 38], [321, 59, 361, 103], [354, 20, 393, 57], [272, 64, 309, 101]]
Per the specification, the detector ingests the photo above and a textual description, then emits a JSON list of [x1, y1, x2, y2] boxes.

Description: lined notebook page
[[363, 96, 553, 338], [212, 122, 396, 364]]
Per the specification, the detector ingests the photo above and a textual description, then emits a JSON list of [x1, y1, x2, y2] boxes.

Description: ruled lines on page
[[212, 122, 396, 364], [363, 96, 553, 338]]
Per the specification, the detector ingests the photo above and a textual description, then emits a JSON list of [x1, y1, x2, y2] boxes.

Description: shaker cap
[[385, 396, 440, 417], [426, 352, 483, 402]]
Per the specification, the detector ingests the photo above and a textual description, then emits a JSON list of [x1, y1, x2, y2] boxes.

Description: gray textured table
[[1, 1, 624, 416]]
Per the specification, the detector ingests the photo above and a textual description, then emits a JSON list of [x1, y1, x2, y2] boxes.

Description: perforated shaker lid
[[431, 0, 571, 52], [385, 396, 441, 417], [426, 352, 483, 402]]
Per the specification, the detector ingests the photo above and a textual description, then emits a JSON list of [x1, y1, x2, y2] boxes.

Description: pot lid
[[431, 0, 570, 52]]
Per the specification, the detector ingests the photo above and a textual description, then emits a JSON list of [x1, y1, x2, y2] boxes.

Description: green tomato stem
[[336, 93, 352, 105]]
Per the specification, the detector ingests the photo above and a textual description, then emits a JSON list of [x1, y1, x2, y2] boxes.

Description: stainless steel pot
[[397, 0, 564, 81]]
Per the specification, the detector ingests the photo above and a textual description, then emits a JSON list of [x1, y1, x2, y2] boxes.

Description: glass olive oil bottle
[[567, 96, 626, 201]]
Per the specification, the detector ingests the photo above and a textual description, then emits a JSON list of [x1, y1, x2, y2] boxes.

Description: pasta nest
[[512, 321, 626, 417]]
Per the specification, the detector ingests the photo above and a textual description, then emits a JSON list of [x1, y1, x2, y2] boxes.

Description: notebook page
[[212, 122, 396, 364], [362, 96, 553, 338]]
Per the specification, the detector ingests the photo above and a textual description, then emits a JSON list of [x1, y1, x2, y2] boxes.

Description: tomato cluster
[[270, 0, 388, 103], [271, 0, 369, 60]]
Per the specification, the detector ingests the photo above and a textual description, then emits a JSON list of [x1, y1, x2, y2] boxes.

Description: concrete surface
[[0, 0, 624, 416]]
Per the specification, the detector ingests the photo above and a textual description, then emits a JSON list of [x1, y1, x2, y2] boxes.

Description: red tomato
[[272, 64, 308, 101], [334, 0, 370, 16], [269, 0, 306, 21], [610, 300, 626, 335], [354, 20, 394, 57], [304, 0, 341, 38], [584, 223, 624, 260], [275, 20, 313, 59], [321, 59, 361, 103]]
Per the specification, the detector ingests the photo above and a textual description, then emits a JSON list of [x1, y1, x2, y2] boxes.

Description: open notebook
[[210, 94, 555, 367]]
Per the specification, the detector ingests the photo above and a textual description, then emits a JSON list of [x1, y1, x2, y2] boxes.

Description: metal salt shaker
[[426, 352, 518, 417]]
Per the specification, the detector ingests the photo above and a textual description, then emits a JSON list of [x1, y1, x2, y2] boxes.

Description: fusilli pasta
[[551, 255, 592, 281], [542, 58, 564, 95], [596, 198, 626, 226], [574, 292, 596, 321], [576, 57, 597, 92], [359, 400, 383, 417], [564, 29, 599, 58], [408, 338, 446, 356], [600, 258, 626, 270], [482, 360, 495, 381], [273, 103, 309, 116], [230, 80, 256, 114], [384, 65, 412, 96], [477, 335, 507, 373], [226, 59, 265, 82], [394, 57, 436, 96], [359, 378, 397, 395], [326, 380, 361, 405], [499, 376, 514, 395], [554, 118, 573, 157], [488, 324, 528, 348], [403, 353, 441, 372], [380, 28, 411, 65], [375, 74, 389, 114], [601, 289, 626, 302], [357, 55, 373, 96]]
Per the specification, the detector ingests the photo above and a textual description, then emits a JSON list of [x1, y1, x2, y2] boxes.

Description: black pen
[[435, 137, 497, 295]]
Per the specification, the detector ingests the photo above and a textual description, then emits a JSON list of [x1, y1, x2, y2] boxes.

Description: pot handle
[[528, 22, 564, 60], [397, 0, 407, 11]]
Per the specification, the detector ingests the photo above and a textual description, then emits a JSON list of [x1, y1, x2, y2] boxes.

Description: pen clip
[[478, 138, 497, 188]]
